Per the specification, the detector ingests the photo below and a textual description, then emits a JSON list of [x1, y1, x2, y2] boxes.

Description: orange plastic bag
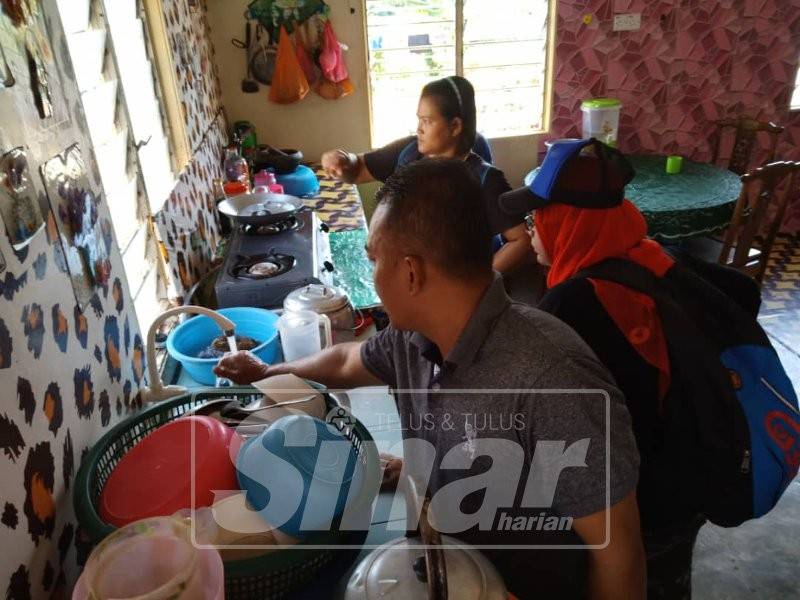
[[315, 76, 354, 100], [269, 26, 309, 104]]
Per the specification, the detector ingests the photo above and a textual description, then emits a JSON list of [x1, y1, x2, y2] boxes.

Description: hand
[[213, 350, 271, 384], [321, 149, 354, 180], [379, 453, 403, 492]]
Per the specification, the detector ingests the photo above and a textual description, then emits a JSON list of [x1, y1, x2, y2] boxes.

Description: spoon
[[219, 395, 318, 421]]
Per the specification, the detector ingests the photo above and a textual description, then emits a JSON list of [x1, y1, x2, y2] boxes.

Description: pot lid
[[284, 284, 349, 313], [345, 535, 507, 600]]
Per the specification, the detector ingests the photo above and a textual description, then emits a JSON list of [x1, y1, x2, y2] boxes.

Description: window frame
[[141, 0, 191, 172], [362, 0, 557, 148]]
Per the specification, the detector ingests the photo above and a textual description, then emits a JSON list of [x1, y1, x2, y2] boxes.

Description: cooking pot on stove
[[283, 284, 354, 338]]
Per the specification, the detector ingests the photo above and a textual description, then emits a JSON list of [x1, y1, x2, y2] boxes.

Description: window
[[792, 62, 800, 110], [106, 0, 190, 214], [365, 0, 555, 147]]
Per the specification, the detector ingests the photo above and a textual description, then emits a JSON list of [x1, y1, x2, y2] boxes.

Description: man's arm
[[571, 490, 646, 600], [214, 342, 383, 389]]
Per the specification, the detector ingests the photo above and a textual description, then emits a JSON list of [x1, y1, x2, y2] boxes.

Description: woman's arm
[[492, 223, 534, 273], [321, 149, 375, 184]]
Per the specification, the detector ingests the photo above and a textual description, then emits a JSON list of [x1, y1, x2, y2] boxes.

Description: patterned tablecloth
[[526, 155, 742, 241], [302, 168, 367, 232], [626, 155, 741, 241], [306, 169, 379, 309]]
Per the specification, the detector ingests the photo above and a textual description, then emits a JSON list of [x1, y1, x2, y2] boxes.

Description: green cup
[[666, 155, 683, 174]]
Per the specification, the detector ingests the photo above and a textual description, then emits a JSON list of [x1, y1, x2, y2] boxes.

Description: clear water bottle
[[223, 146, 250, 185]]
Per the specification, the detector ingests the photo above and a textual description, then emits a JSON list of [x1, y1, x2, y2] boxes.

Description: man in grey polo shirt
[[216, 160, 645, 599]]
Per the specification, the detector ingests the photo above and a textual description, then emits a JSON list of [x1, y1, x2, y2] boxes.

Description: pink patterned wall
[[552, 0, 800, 232]]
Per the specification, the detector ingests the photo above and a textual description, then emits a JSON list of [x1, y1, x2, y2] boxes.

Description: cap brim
[[499, 186, 547, 217]]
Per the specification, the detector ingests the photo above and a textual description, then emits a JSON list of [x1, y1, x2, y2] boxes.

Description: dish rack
[[73, 385, 381, 599]]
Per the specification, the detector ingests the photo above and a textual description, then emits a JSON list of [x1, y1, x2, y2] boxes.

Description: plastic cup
[[666, 155, 683, 174]]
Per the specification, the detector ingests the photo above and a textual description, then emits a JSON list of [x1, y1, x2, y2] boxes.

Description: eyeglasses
[[524, 213, 534, 234]]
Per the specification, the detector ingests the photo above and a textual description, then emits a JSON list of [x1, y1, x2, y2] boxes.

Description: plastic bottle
[[253, 169, 284, 194], [223, 146, 250, 185]]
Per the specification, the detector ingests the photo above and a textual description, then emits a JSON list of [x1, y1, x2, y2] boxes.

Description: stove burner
[[243, 216, 301, 236], [230, 253, 295, 279]]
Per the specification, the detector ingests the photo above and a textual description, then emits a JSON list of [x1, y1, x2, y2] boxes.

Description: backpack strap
[[575, 257, 663, 296], [396, 140, 422, 168]]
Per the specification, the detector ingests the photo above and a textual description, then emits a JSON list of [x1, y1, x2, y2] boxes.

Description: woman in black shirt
[[320, 76, 531, 273]]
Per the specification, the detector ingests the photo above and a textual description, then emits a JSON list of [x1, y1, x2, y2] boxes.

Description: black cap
[[499, 138, 636, 217]]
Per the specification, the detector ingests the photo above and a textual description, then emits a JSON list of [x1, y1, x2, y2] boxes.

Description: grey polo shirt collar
[[409, 273, 510, 372]]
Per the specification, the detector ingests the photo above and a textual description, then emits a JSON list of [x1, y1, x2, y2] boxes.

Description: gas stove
[[215, 211, 334, 309]]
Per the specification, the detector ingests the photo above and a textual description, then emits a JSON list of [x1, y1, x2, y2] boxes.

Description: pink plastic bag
[[295, 30, 319, 87], [318, 20, 348, 83]]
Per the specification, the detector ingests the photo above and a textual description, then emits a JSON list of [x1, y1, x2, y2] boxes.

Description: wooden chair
[[710, 115, 784, 175], [682, 161, 800, 285]]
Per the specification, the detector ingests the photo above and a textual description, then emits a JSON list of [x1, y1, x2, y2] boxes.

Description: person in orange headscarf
[[499, 139, 704, 600]]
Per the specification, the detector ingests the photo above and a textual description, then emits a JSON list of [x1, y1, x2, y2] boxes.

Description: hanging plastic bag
[[294, 25, 319, 87], [318, 20, 348, 83], [269, 25, 309, 104], [315, 76, 354, 100]]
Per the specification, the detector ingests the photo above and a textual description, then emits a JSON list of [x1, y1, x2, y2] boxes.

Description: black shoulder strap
[[575, 258, 664, 297]]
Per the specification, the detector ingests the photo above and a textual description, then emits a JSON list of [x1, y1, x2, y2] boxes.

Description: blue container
[[166, 307, 281, 385], [236, 415, 364, 539], [276, 164, 320, 197]]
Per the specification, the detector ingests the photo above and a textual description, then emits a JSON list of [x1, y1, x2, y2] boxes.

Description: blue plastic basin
[[275, 164, 320, 197], [166, 307, 281, 385], [236, 415, 364, 538]]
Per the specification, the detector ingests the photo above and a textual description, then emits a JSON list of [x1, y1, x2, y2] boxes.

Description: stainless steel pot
[[344, 478, 508, 600], [283, 284, 355, 340]]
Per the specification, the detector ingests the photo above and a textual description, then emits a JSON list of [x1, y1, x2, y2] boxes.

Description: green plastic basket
[[73, 386, 380, 599]]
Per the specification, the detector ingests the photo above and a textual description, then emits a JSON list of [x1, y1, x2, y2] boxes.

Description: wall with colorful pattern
[[552, 0, 800, 231], [0, 0, 228, 597], [0, 3, 146, 598], [155, 0, 228, 301]]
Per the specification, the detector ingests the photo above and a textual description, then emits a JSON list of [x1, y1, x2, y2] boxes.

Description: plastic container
[[166, 307, 281, 385], [236, 415, 365, 538], [72, 517, 224, 600], [223, 181, 249, 196], [581, 98, 622, 147], [99, 416, 242, 527], [277, 309, 332, 362]]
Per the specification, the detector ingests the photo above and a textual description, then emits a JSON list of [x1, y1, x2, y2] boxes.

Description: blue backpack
[[578, 257, 800, 527]]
